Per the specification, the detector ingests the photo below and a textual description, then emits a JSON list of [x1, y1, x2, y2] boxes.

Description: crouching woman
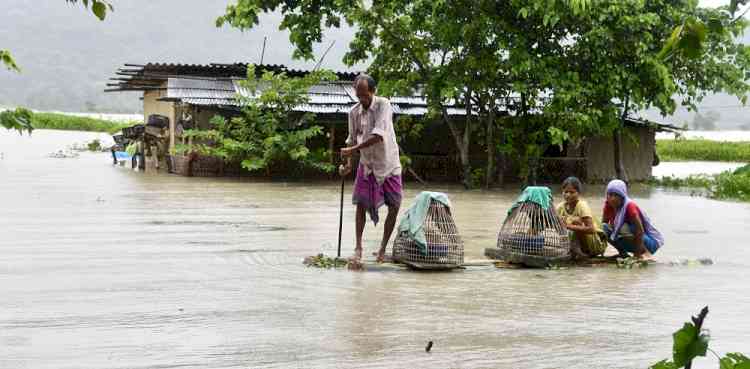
[[556, 177, 607, 259], [602, 179, 664, 260]]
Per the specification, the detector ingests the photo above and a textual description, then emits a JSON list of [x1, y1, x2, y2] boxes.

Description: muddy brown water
[[2, 130, 749, 369]]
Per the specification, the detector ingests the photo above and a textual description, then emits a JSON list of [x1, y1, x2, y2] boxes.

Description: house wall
[[143, 87, 177, 152], [193, 107, 224, 129], [585, 126, 656, 182]]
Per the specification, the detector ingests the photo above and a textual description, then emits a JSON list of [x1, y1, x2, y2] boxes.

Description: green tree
[[178, 65, 336, 175], [531, 0, 749, 180], [218, 0, 541, 187], [217, 0, 749, 185]]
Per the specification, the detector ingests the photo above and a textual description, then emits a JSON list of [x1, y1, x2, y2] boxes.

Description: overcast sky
[[0, 0, 747, 120]]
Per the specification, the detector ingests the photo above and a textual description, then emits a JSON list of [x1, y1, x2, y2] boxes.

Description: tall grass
[[31, 112, 135, 134], [656, 139, 750, 162]]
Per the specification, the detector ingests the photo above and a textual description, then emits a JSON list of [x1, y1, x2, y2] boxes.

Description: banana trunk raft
[[303, 251, 713, 271]]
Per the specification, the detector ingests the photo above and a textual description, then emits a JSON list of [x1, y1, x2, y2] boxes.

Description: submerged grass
[[31, 112, 134, 134], [656, 139, 750, 162], [650, 164, 750, 202]]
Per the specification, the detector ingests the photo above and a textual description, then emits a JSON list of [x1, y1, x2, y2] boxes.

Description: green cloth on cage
[[398, 191, 452, 255], [507, 186, 553, 215]]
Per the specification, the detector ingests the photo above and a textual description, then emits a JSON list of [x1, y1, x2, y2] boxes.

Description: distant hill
[[1, 1, 747, 129], [641, 93, 750, 131], [0, 1, 359, 113]]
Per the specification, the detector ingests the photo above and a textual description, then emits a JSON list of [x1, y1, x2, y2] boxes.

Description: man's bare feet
[[347, 258, 364, 271], [374, 247, 387, 263], [350, 247, 363, 261]]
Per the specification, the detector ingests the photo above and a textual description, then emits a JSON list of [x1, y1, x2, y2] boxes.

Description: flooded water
[[2, 130, 749, 369], [652, 161, 746, 178], [656, 130, 750, 142]]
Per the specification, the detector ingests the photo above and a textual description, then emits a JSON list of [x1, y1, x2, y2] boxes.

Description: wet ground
[[1, 130, 749, 368]]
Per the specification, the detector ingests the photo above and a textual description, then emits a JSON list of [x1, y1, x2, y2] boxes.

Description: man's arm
[[341, 135, 383, 157]]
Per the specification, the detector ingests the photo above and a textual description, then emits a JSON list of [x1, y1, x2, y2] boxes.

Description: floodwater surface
[[1, 130, 749, 369], [652, 161, 745, 178]]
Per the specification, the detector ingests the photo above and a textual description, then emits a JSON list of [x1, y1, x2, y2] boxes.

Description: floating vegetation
[[616, 256, 651, 269], [667, 258, 714, 267], [303, 254, 349, 269], [47, 149, 80, 158]]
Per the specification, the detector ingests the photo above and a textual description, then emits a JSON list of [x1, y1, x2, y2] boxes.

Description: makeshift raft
[[304, 252, 712, 272], [484, 248, 714, 268]]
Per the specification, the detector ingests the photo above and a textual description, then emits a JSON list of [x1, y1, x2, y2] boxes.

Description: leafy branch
[[650, 306, 750, 369], [0, 108, 34, 135], [1, 50, 20, 72], [64, 0, 114, 20]]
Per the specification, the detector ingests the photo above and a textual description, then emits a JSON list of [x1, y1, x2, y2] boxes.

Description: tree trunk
[[462, 90, 473, 188], [615, 95, 630, 181], [485, 107, 495, 189], [496, 125, 505, 187], [329, 125, 336, 166], [441, 109, 471, 188], [519, 93, 538, 186]]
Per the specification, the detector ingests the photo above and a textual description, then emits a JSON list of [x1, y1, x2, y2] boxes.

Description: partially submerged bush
[[31, 112, 133, 134], [87, 139, 102, 151], [179, 65, 336, 175], [650, 165, 750, 202]]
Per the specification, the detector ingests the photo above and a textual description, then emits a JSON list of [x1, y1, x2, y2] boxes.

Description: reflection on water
[[1, 130, 749, 369]]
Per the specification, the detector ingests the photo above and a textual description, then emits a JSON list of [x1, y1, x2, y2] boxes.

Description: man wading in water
[[339, 74, 403, 263]]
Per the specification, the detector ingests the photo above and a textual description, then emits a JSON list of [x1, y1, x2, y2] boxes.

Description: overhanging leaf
[[720, 353, 750, 369], [658, 25, 683, 60], [672, 322, 709, 367], [92, 1, 107, 20], [1, 50, 21, 72]]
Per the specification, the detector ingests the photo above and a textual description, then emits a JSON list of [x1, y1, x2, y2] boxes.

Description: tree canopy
[[218, 0, 749, 185]]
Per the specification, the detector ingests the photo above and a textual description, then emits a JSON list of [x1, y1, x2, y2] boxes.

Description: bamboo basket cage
[[496, 201, 571, 267], [392, 199, 464, 269]]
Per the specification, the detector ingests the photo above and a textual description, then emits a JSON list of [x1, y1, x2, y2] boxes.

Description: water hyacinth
[[303, 254, 348, 269]]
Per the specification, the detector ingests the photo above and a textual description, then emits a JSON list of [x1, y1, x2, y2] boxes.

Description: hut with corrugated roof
[[105, 62, 680, 182]]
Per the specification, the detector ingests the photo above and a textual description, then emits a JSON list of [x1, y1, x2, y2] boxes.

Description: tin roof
[[105, 62, 360, 92], [159, 77, 469, 116], [105, 62, 678, 126]]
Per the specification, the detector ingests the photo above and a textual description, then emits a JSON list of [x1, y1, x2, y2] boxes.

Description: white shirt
[[346, 96, 402, 184]]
